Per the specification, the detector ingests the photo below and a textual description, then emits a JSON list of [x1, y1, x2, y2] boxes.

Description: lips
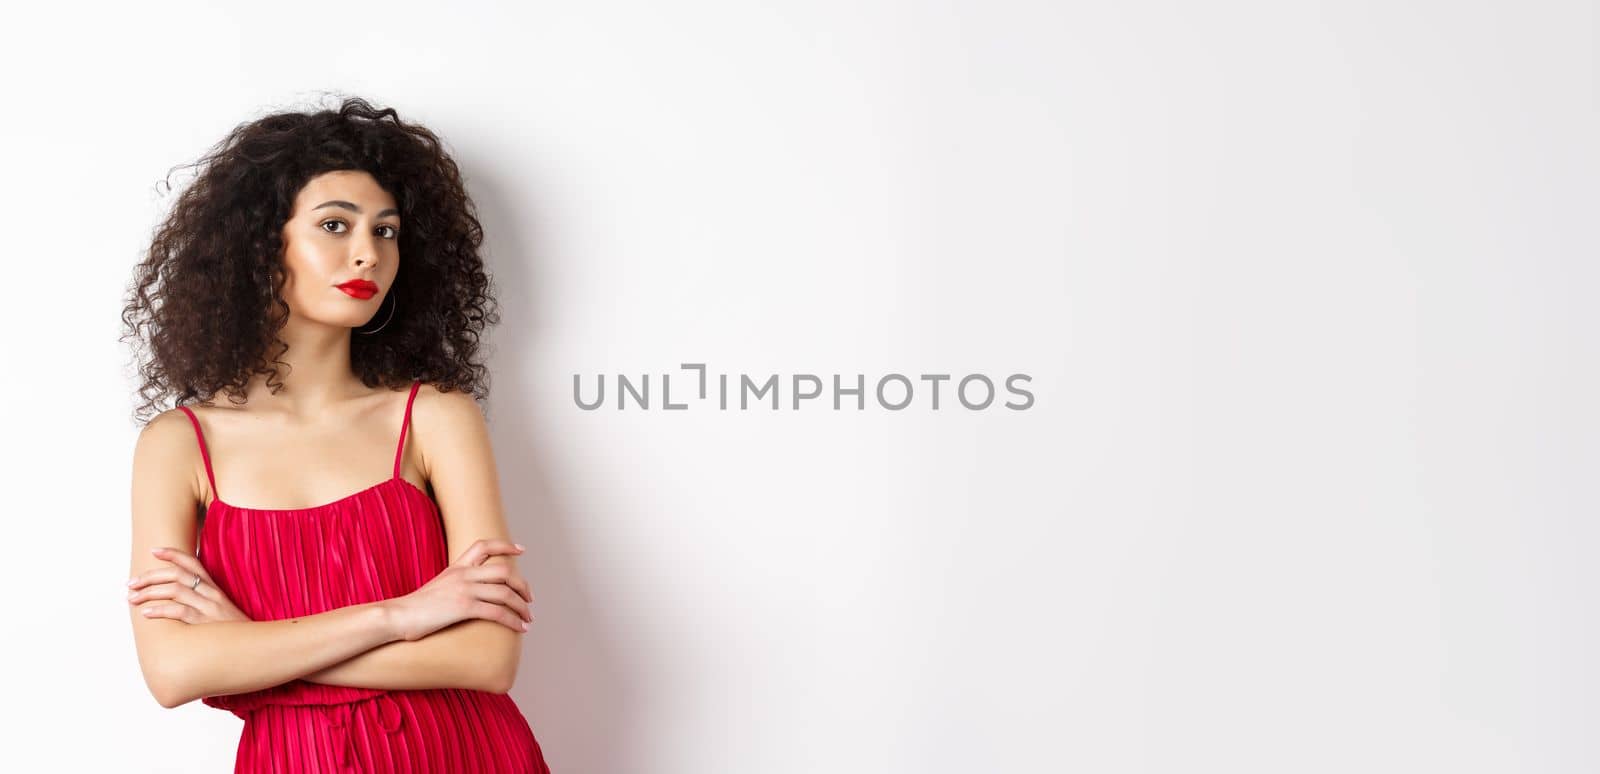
[[336, 279, 378, 299]]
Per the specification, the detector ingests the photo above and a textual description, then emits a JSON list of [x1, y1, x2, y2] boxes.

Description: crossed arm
[[128, 387, 527, 708]]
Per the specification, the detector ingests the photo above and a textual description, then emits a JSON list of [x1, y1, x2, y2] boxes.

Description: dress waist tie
[[325, 693, 404, 771]]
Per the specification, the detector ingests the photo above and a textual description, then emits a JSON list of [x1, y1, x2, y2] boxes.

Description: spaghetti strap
[[177, 405, 219, 501], [394, 380, 423, 479]]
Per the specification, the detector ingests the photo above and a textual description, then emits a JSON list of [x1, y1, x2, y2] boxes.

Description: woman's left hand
[[127, 546, 252, 624]]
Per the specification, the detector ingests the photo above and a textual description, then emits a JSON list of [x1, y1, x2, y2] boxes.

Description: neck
[[242, 312, 367, 414]]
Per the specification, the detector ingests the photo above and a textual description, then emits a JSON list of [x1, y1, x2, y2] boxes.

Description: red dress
[[176, 380, 552, 773]]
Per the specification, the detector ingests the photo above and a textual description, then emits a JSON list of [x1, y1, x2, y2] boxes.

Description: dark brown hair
[[120, 96, 499, 422]]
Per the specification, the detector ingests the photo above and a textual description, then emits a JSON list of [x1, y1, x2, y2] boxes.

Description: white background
[[1, 1, 1594, 771]]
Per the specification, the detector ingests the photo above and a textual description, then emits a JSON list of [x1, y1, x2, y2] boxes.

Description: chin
[[299, 313, 370, 329]]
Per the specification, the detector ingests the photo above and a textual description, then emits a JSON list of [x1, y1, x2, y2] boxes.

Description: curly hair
[[120, 95, 500, 423]]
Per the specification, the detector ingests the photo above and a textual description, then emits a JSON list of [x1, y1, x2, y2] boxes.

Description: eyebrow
[[312, 200, 400, 219]]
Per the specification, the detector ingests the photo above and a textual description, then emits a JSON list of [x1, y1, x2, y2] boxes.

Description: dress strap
[[394, 380, 423, 480], [176, 405, 219, 502]]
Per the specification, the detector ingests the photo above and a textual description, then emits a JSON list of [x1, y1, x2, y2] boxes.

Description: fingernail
[[514, 543, 525, 551], [127, 591, 136, 600], [521, 620, 530, 631], [126, 578, 137, 587], [150, 547, 164, 555]]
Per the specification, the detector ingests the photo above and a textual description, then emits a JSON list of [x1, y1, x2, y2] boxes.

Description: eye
[[320, 219, 348, 234], [377, 224, 399, 239]]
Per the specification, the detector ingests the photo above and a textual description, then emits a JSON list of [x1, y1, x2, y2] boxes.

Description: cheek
[[280, 253, 342, 312], [283, 244, 340, 287]]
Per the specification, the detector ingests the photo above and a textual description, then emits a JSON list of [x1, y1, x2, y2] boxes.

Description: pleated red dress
[[176, 380, 552, 773]]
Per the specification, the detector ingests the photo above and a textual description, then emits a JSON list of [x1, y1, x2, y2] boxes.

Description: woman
[[121, 96, 552, 772]]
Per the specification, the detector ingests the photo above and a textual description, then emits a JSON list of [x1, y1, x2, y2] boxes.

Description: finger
[[463, 565, 533, 603], [455, 539, 524, 567], [504, 574, 533, 604], [452, 539, 525, 568], [150, 547, 214, 584], [128, 581, 183, 604], [128, 564, 195, 590], [141, 553, 208, 588], [472, 600, 530, 633], [128, 567, 181, 591], [473, 583, 532, 622], [140, 602, 197, 624], [463, 563, 513, 583], [129, 568, 207, 594], [130, 571, 216, 603], [134, 583, 217, 615]]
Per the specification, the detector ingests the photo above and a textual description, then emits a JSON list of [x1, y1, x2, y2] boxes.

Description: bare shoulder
[[406, 383, 509, 562], [410, 383, 486, 431], [131, 407, 205, 509], [406, 383, 489, 475], [135, 407, 199, 464]]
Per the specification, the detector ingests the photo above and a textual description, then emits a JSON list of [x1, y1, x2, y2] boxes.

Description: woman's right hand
[[382, 539, 536, 641]]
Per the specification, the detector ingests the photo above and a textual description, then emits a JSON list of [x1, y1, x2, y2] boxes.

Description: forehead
[[290, 170, 397, 215]]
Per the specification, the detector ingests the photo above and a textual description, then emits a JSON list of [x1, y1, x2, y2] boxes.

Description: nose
[[351, 229, 381, 269]]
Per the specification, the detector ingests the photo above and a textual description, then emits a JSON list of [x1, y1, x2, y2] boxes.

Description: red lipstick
[[336, 279, 378, 300]]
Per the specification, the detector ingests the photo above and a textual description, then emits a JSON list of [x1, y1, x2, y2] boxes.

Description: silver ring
[[191, 575, 202, 591]]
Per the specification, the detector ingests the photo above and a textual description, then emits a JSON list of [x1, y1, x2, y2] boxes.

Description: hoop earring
[[355, 293, 397, 335]]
